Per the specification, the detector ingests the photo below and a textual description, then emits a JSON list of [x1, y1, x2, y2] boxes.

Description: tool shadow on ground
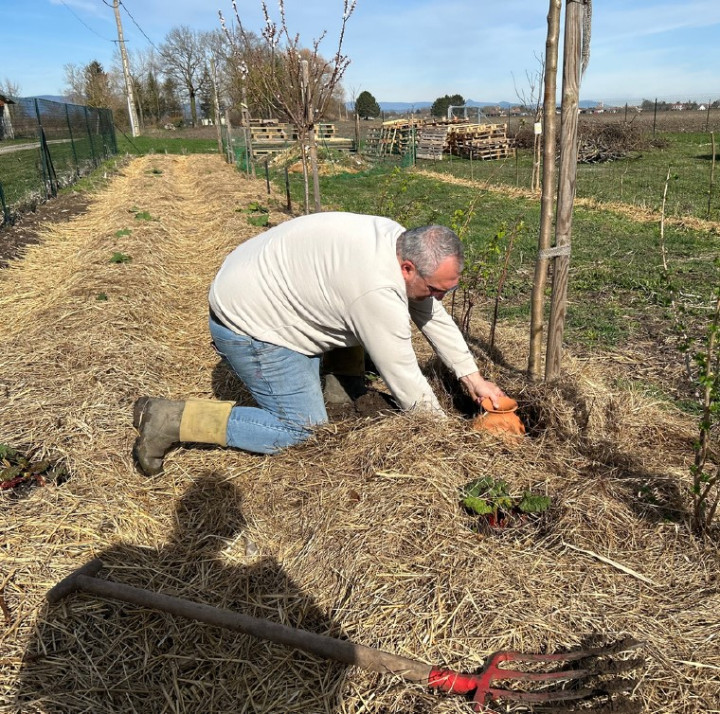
[[16, 473, 347, 713]]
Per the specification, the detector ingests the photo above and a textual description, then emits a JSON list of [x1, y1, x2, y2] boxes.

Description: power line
[[57, 0, 114, 42], [119, 0, 159, 52]]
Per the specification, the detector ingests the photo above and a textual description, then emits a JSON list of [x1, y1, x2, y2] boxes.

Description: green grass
[[576, 132, 718, 218], [115, 134, 219, 155], [0, 147, 44, 206], [397, 132, 720, 221]]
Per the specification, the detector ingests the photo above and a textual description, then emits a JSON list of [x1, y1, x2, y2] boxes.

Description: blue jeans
[[208, 313, 328, 454]]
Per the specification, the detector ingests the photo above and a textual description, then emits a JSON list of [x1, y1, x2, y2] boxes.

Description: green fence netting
[[0, 97, 117, 224]]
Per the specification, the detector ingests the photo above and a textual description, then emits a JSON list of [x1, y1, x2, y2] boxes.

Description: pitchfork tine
[[487, 636, 644, 666], [461, 640, 644, 711]]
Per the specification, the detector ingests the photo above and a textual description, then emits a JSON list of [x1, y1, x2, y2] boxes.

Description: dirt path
[[0, 138, 72, 155]]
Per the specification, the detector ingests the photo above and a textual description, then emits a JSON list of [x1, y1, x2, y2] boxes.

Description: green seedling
[[109, 252, 131, 264], [134, 211, 154, 221], [114, 228, 132, 237], [0, 444, 18, 460], [241, 201, 270, 228], [461, 476, 550, 528], [96, 292, 108, 301], [247, 213, 270, 227]]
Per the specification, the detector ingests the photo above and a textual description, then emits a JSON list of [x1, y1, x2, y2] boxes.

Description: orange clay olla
[[471, 396, 526, 437]]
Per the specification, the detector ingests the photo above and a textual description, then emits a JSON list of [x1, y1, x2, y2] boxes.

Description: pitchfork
[[47, 559, 644, 712]]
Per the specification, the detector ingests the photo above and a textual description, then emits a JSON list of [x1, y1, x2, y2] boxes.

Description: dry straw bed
[[1, 154, 718, 714]]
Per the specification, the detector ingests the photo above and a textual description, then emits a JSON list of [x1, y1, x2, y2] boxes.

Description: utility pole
[[210, 57, 223, 157], [112, 0, 140, 137]]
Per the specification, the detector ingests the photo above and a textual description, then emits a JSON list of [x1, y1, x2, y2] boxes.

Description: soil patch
[[325, 387, 397, 422], [0, 190, 93, 267]]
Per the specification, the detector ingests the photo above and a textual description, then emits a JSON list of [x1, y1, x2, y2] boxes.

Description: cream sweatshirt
[[208, 212, 478, 412]]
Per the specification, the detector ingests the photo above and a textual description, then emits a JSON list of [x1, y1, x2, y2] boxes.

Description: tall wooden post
[[301, 60, 322, 213], [354, 102, 360, 151], [210, 58, 223, 157], [224, 109, 235, 165], [112, 0, 140, 137], [240, 83, 255, 178], [527, 0, 562, 379], [544, 0, 583, 380]]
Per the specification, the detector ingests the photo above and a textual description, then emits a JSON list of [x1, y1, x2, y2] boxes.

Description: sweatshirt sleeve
[[346, 288, 443, 413], [408, 298, 478, 378]]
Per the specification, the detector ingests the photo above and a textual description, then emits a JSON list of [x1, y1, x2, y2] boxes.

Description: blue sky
[[1, 0, 719, 105]]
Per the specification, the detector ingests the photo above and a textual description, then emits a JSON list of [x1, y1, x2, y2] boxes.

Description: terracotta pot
[[472, 396, 526, 437]]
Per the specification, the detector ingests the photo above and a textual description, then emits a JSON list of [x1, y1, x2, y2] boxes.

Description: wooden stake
[[545, 0, 583, 380], [210, 58, 223, 157], [709, 131, 716, 220], [527, 0, 562, 379]]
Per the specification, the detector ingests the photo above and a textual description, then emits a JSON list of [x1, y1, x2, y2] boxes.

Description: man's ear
[[399, 259, 416, 279]]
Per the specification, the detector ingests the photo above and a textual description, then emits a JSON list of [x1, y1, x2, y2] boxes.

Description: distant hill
[[27, 95, 70, 104]]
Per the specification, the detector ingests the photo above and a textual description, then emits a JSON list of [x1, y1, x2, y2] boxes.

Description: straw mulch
[[1, 154, 718, 714]]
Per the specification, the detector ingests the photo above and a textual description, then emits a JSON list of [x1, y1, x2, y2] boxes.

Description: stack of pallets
[[364, 119, 419, 157], [446, 123, 514, 160], [248, 123, 353, 157], [362, 119, 513, 161]]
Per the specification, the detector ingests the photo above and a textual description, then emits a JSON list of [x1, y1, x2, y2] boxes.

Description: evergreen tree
[[355, 90, 380, 119], [144, 70, 162, 124], [198, 68, 214, 120], [431, 93, 464, 119], [83, 61, 112, 108]]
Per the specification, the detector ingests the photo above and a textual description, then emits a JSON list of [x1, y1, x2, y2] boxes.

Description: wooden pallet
[[251, 127, 289, 141], [461, 143, 514, 160], [251, 123, 337, 142], [416, 127, 449, 160], [249, 137, 355, 158], [364, 124, 416, 157], [446, 123, 513, 161]]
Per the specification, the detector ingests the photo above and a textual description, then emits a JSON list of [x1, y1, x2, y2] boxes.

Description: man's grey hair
[[396, 225, 464, 277]]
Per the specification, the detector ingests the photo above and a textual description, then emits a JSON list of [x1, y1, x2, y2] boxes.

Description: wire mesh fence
[[0, 97, 117, 224]]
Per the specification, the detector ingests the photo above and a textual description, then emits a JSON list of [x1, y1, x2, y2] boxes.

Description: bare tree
[[63, 64, 86, 104], [0, 78, 22, 98], [220, 0, 356, 213], [159, 26, 213, 126], [513, 52, 545, 192]]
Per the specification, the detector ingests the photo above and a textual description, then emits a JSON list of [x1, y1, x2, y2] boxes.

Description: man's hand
[[460, 372, 505, 409]]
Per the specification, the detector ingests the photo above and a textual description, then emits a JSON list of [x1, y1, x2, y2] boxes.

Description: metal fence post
[[65, 104, 80, 177], [0, 181, 12, 226], [84, 106, 98, 166], [34, 99, 49, 195], [106, 109, 118, 154]]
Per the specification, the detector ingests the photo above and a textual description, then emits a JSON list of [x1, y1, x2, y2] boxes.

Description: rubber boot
[[133, 397, 234, 476], [322, 345, 367, 405]]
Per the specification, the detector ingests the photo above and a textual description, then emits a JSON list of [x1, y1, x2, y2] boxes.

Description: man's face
[[399, 255, 461, 301]]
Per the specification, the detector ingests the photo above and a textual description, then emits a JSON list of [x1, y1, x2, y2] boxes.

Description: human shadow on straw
[[16, 473, 347, 713]]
